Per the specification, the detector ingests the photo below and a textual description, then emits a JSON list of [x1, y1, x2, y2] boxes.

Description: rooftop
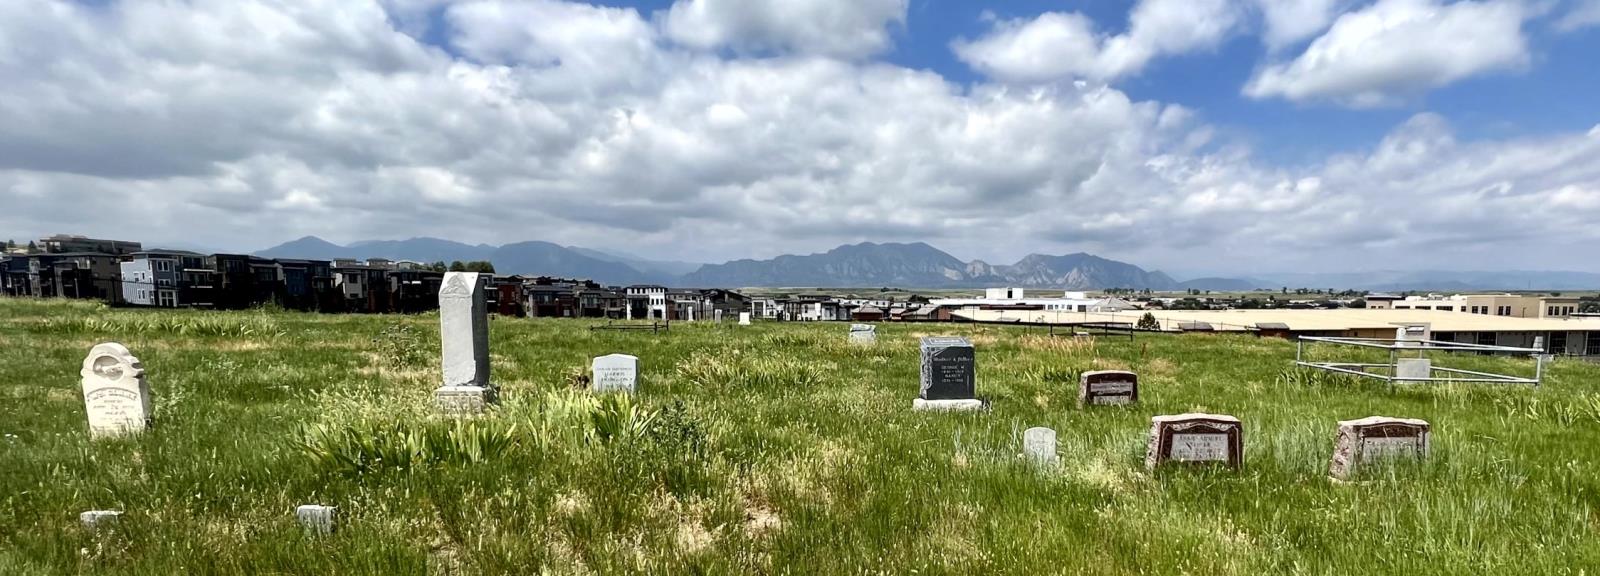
[[954, 308, 1600, 333]]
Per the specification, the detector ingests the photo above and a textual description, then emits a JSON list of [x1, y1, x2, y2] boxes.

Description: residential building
[[332, 262, 391, 313], [120, 250, 209, 308], [699, 289, 751, 321], [277, 259, 337, 311], [625, 285, 668, 320], [388, 268, 444, 313], [37, 234, 142, 256], [3, 252, 124, 303]]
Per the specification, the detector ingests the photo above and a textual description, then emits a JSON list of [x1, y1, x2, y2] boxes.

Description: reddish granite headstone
[[1145, 413, 1242, 470], [1078, 370, 1138, 407], [1329, 416, 1430, 480]]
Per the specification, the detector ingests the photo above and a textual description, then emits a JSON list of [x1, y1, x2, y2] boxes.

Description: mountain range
[[252, 236, 1600, 291]]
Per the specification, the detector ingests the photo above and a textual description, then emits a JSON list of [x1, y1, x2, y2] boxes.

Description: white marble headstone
[[591, 354, 639, 393], [436, 272, 494, 413], [81, 342, 152, 439], [848, 324, 877, 345], [296, 504, 338, 535], [738, 312, 751, 325], [80, 510, 123, 530], [439, 272, 490, 388], [1022, 427, 1058, 466]]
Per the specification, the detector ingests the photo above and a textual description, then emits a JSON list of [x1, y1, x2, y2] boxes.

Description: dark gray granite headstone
[[919, 336, 975, 400]]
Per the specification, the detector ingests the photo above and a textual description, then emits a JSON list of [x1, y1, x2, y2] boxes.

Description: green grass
[[2, 297, 1599, 575]]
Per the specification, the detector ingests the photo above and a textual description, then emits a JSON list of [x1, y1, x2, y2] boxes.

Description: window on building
[[1587, 332, 1600, 356], [1549, 332, 1568, 355], [1498, 306, 1511, 316], [158, 290, 176, 307], [1437, 306, 1453, 312]]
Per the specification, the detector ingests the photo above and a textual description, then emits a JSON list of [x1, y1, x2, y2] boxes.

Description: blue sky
[[3, 0, 1599, 275]]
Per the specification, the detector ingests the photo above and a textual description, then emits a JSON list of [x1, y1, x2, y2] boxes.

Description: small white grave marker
[[296, 504, 338, 535], [848, 324, 877, 345], [80, 510, 123, 530], [591, 354, 639, 393], [81, 343, 152, 439], [1022, 427, 1058, 466], [738, 312, 751, 325]]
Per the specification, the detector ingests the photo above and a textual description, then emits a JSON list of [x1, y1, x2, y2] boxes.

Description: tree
[[1136, 312, 1160, 331], [1281, 287, 1288, 294], [26, 240, 37, 253], [464, 261, 496, 273], [1348, 299, 1367, 309], [448, 261, 467, 272]]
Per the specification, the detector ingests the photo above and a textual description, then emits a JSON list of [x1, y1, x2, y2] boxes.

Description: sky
[[2, 0, 1598, 276]]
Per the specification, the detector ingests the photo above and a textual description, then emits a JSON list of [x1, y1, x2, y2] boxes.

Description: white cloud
[[660, 0, 907, 59], [0, 0, 1596, 272], [1245, 0, 1530, 107], [1254, 0, 1347, 50], [1557, 0, 1600, 31], [953, 0, 1241, 82]]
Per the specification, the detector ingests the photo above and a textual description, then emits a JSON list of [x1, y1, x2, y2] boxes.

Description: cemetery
[[2, 293, 1600, 573]]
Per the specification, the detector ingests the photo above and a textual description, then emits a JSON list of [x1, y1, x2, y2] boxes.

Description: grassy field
[[2, 297, 1599, 575]]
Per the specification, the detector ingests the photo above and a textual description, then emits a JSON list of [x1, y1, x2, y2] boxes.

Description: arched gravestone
[[1329, 416, 1430, 480], [81, 343, 152, 439], [848, 324, 876, 345], [1078, 370, 1138, 407], [1022, 427, 1059, 466], [1145, 413, 1242, 470]]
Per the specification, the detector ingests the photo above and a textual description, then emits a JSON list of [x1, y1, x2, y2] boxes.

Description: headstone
[[848, 324, 877, 345], [80, 510, 122, 530], [913, 337, 982, 411], [80, 343, 152, 439], [1329, 416, 1430, 480], [1022, 427, 1058, 466], [296, 504, 338, 535], [738, 312, 751, 325], [1395, 358, 1431, 381], [714, 310, 723, 323], [1145, 413, 1242, 470], [435, 272, 495, 414], [591, 354, 639, 393], [1078, 370, 1138, 407]]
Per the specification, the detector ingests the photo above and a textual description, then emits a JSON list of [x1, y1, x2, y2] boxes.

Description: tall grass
[[2, 297, 1598, 574]]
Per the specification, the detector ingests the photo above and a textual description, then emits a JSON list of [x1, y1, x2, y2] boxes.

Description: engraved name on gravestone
[[919, 337, 975, 400], [436, 272, 494, 413], [849, 324, 877, 345], [1022, 427, 1058, 466], [81, 343, 153, 439], [1329, 416, 1430, 480], [591, 354, 639, 393], [1078, 370, 1138, 407], [1145, 414, 1243, 470]]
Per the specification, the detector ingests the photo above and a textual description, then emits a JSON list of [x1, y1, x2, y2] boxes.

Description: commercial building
[[1367, 293, 1583, 319], [954, 307, 1600, 356]]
